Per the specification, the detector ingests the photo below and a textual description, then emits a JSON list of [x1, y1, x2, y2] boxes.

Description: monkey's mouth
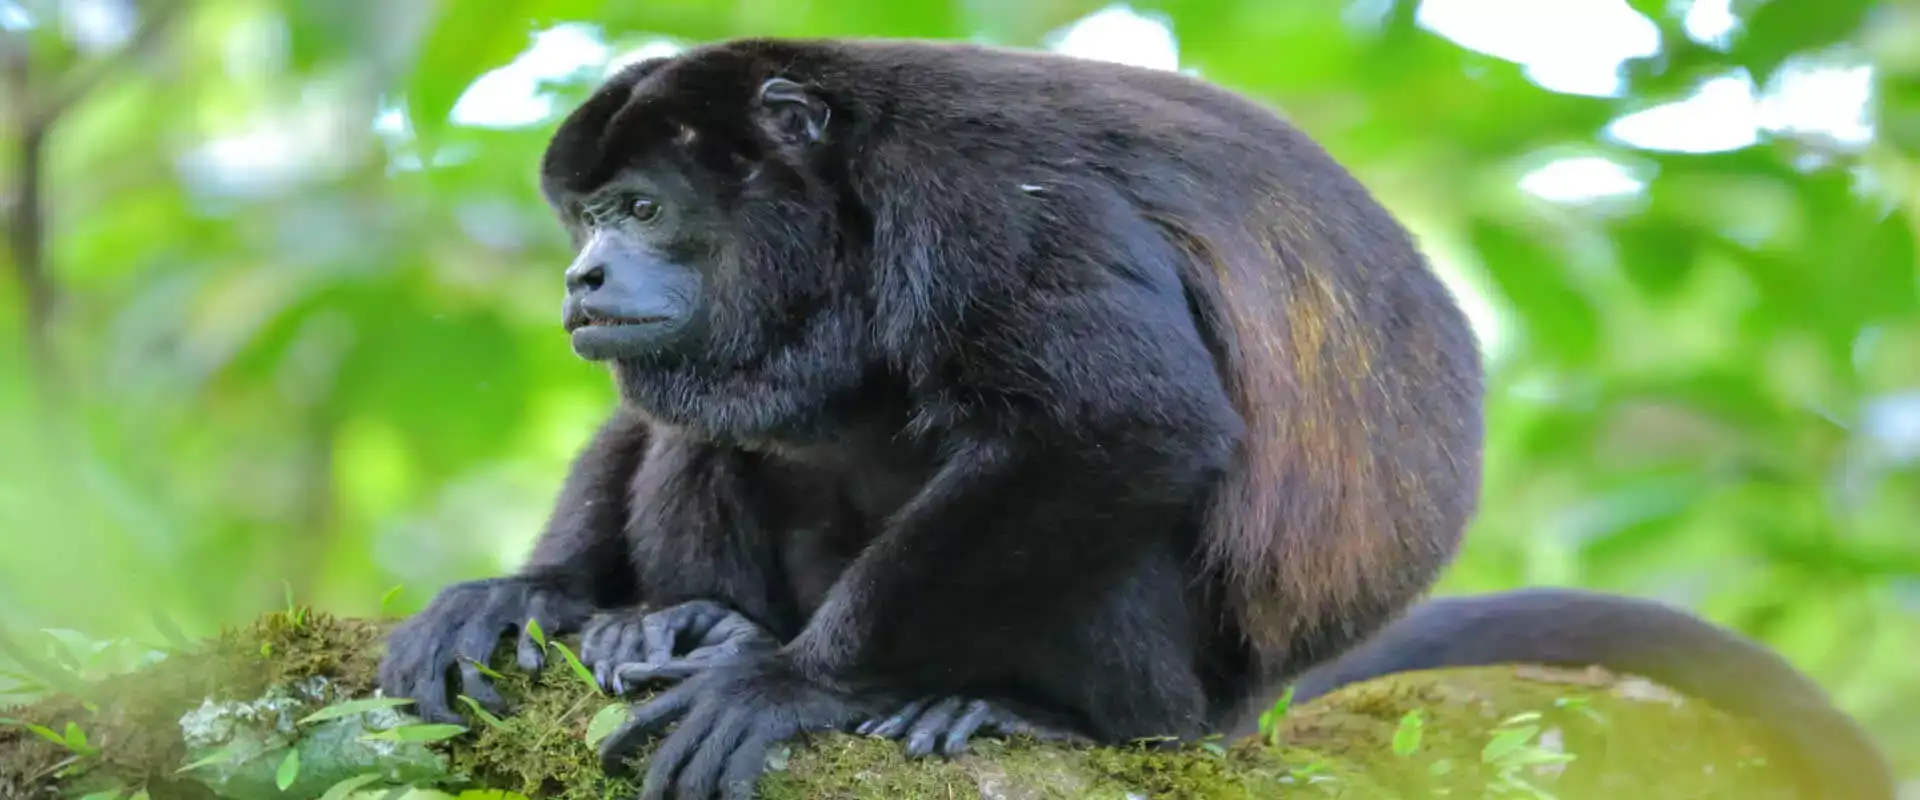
[[568, 312, 683, 362], [565, 314, 671, 334]]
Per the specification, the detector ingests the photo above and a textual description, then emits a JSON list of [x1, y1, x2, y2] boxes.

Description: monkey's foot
[[858, 696, 1092, 758], [376, 575, 594, 724], [579, 599, 778, 694], [599, 655, 874, 800]]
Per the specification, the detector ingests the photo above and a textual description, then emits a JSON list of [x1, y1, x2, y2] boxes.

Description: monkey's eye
[[630, 197, 662, 222]]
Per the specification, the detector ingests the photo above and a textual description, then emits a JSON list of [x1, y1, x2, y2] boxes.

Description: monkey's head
[[536, 43, 873, 439]]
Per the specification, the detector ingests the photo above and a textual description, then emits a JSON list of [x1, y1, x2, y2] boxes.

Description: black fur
[[383, 37, 1489, 800], [1280, 588, 1896, 800]]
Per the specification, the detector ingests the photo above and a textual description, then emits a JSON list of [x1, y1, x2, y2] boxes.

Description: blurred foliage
[[1, 0, 1916, 784]]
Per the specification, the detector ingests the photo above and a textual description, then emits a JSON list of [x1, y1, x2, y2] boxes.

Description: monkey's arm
[[573, 435, 807, 697], [1282, 588, 1895, 800], [598, 429, 1226, 798], [378, 408, 651, 724]]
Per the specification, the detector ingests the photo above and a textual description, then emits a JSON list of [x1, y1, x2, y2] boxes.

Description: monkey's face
[[556, 166, 716, 363], [536, 53, 868, 438]]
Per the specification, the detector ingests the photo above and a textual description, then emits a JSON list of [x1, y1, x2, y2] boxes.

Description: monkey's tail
[[1274, 587, 1896, 800]]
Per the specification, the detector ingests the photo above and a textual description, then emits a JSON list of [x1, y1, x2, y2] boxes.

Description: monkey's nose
[[566, 263, 606, 294]]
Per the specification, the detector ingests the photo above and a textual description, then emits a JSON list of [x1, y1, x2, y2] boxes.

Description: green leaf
[[75, 791, 122, 800], [361, 723, 469, 744], [464, 657, 505, 680], [1481, 724, 1541, 764], [549, 640, 600, 694], [457, 695, 506, 728], [1257, 685, 1294, 746], [319, 773, 385, 800], [585, 702, 629, 748], [1391, 709, 1423, 757], [0, 717, 67, 748], [380, 585, 405, 616], [176, 742, 247, 773], [298, 696, 416, 726], [63, 720, 95, 755], [523, 617, 547, 649], [276, 748, 301, 791]]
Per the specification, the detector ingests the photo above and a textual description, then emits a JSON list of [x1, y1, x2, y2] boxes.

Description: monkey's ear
[[756, 77, 829, 148]]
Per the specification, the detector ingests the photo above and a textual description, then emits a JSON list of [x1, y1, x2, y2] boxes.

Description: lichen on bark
[[1, 608, 1803, 799]]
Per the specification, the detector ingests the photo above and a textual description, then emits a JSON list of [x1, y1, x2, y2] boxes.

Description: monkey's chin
[[570, 322, 673, 362]]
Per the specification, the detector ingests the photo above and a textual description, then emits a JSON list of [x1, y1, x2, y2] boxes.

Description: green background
[[2, 0, 1915, 784]]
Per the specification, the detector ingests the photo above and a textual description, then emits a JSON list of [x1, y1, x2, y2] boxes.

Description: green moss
[[1, 612, 1821, 800], [1, 609, 391, 799]]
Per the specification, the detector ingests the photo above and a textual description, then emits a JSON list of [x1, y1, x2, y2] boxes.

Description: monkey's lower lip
[[570, 317, 674, 360]]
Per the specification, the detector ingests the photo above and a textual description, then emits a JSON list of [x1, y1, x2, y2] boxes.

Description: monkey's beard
[[608, 317, 872, 446]]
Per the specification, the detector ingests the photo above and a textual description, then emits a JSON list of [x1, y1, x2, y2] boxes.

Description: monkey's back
[[667, 36, 1487, 677]]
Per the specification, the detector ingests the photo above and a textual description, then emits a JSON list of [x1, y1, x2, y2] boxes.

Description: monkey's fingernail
[[907, 733, 934, 757], [855, 720, 875, 735]]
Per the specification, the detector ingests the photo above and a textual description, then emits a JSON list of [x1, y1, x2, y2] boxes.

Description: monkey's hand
[[377, 575, 593, 724], [579, 600, 778, 694], [598, 654, 879, 800], [857, 696, 1091, 758]]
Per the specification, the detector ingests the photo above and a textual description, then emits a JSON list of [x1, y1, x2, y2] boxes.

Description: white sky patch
[[1682, 0, 1739, 47], [1519, 156, 1647, 202], [1045, 5, 1179, 71], [0, 2, 32, 31], [1417, 0, 1661, 97], [450, 23, 611, 128]]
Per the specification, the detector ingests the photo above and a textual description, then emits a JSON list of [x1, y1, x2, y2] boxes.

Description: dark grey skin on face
[[559, 175, 705, 362]]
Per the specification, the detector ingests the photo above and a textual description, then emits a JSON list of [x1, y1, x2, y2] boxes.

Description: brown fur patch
[[1162, 186, 1477, 671]]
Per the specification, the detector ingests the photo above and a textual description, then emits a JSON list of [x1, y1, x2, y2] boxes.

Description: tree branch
[[3, 0, 190, 393]]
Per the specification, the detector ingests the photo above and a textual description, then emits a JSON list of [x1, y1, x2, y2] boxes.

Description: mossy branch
[[1, 610, 1804, 800]]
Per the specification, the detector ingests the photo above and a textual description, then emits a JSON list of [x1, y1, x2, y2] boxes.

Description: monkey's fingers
[[599, 621, 647, 692], [719, 730, 776, 800], [449, 614, 511, 716], [456, 656, 509, 715], [611, 656, 719, 690], [666, 703, 752, 800], [698, 612, 777, 652], [581, 612, 647, 691], [381, 622, 458, 725], [635, 691, 724, 798], [578, 613, 622, 665], [858, 697, 930, 738], [639, 599, 732, 665], [902, 697, 969, 758], [599, 680, 699, 776], [938, 700, 995, 757], [519, 589, 594, 673]]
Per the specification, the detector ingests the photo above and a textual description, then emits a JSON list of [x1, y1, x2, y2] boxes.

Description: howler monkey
[[381, 36, 1492, 798]]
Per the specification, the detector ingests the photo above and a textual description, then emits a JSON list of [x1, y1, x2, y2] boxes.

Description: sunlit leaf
[[298, 697, 417, 726], [276, 748, 301, 791], [585, 702, 629, 748], [362, 723, 469, 744]]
